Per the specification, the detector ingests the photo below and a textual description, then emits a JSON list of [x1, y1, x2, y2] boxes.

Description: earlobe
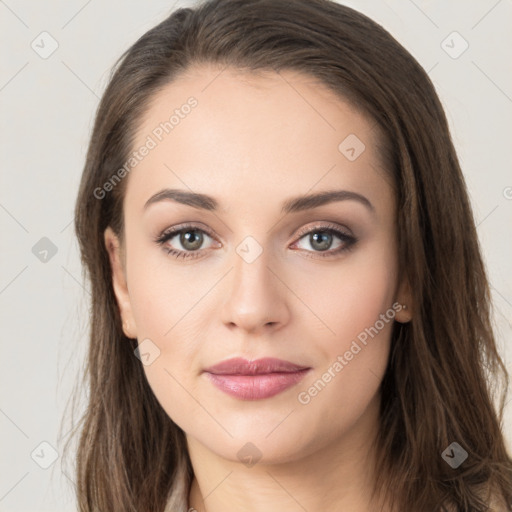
[[104, 226, 138, 339], [395, 278, 413, 324], [396, 303, 412, 323]]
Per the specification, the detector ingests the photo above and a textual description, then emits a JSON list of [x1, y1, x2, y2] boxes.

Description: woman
[[69, 0, 512, 510]]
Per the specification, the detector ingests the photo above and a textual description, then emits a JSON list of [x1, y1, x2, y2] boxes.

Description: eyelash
[[154, 222, 358, 261]]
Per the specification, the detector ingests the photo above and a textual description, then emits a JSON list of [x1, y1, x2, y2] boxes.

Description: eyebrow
[[143, 188, 375, 215]]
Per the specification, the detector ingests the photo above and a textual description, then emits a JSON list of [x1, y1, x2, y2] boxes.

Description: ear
[[394, 275, 413, 324], [104, 226, 138, 339]]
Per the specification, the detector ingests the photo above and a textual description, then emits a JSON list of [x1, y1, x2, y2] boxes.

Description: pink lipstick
[[203, 357, 311, 400]]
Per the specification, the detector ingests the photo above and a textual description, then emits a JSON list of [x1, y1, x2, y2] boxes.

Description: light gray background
[[1, 1, 511, 511]]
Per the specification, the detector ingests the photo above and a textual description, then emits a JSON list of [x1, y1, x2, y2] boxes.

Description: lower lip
[[205, 369, 311, 400]]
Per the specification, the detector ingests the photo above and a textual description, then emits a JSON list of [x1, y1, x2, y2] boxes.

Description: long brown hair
[[65, 0, 512, 510]]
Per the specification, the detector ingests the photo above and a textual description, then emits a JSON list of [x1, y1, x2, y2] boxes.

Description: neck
[[186, 393, 390, 512]]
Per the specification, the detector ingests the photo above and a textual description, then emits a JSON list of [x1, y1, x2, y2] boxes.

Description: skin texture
[[104, 64, 413, 512]]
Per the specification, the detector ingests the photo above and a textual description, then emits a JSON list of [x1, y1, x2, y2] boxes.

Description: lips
[[204, 357, 309, 375], [203, 357, 311, 400]]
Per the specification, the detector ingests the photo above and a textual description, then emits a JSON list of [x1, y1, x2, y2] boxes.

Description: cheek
[[125, 234, 199, 341], [294, 237, 398, 351], [128, 270, 207, 431], [294, 240, 397, 408], [124, 243, 218, 429]]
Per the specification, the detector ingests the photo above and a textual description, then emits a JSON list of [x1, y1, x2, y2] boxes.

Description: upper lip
[[204, 357, 310, 375]]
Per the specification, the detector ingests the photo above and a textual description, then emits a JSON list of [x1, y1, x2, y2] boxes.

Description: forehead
[[126, 64, 392, 214]]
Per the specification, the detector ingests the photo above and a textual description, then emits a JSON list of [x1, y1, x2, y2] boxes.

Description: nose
[[219, 246, 290, 335]]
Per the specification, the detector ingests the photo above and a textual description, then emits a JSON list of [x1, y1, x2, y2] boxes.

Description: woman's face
[[105, 64, 411, 465]]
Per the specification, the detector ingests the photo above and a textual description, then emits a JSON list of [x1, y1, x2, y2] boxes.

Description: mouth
[[203, 357, 311, 400]]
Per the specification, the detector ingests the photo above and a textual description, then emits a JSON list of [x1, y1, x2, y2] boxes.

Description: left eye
[[294, 229, 345, 252], [291, 226, 357, 257]]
